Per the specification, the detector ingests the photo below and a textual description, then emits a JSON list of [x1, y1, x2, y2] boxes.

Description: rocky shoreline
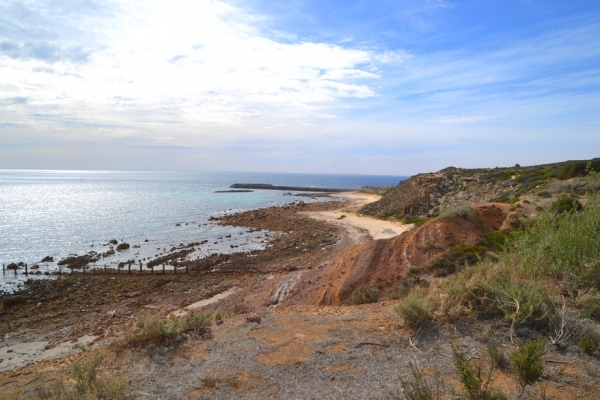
[[0, 197, 353, 357]]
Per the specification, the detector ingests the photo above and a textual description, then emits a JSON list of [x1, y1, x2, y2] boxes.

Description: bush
[[398, 363, 445, 400], [396, 289, 429, 327], [487, 231, 511, 253], [180, 310, 222, 330], [550, 197, 583, 214], [501, 192, 600, 286], [487, 342, 508, 369], [128, 313, 182, 348], [70, 354, 127, 399], [352, 284, 379, 305], [575, 289, 600, 320], [579, 328, 600, 355], [71, 355, 103, 394], [450, 243, 487, 266], [509, 338, 546, 393], [451, 345, 506, 400], [429, 257, 456, 277]]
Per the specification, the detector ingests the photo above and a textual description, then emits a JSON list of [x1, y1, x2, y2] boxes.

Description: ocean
[[0, 170, 406, 291]]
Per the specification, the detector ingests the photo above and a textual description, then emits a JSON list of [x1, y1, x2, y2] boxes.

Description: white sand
[[306, 192, 412, 241]]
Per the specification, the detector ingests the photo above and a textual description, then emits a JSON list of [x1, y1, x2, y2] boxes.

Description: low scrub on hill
[[397, 190, 600, 340]]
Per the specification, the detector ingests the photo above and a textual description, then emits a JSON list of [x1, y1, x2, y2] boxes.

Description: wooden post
[[139, 261, 142, 274], [104, 264, 107, 274], [25, 263, 28, 276], [2, 264, 4, 274], [128, 263, 131, 275], [174, 264, 177, 275], [162, 264, 165, 274]]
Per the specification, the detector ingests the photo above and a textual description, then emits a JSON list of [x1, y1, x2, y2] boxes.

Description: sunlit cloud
[[1, 0, 599, 174]]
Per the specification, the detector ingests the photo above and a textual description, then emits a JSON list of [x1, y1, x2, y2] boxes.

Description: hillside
[[361, 158, 600, 220]]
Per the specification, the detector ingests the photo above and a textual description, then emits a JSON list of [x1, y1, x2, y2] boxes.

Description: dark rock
[[116, 243, 130, 251]]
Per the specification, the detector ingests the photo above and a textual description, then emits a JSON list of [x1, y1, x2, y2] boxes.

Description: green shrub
[[575, 289, 600, 320], [396, 289, 429, 327], [509, 338, 546, 393], [559, 160, 600, 180], [451, 345, 506, 400], [398, 363, 445, 400], [71, 355, 103, 394], [550, 197, 583, 214], [501, 192, 600, 285], [579, 328, 600, 355], [352, 284, 379, 305], [128, 313, 182, 348], [180, 310, 223, 330], [487, 342, 508, 369], [487, 231, 511, 253], [430, 257, 456, 277], [450, 243, 487, 266]]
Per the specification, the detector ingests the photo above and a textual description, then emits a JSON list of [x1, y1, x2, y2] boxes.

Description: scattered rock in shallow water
[[40, 256, 54, 263], [7, 263, 18, 270], [116, 243, 130, 251], [57, 254, 96, 270], [109, 239, 118, 245]]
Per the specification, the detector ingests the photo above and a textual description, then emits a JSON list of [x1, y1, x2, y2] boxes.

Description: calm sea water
[[0, 170, 406, 290]]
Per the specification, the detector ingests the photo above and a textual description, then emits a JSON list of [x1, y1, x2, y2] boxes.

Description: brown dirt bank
[[253, 203, 513, 307]]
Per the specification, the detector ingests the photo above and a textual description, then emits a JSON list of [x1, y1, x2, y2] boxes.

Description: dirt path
[[305, 192, 413, 242]]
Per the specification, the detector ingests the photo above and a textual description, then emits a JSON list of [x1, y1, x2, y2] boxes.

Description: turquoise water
[[0, 170, 405, 290]]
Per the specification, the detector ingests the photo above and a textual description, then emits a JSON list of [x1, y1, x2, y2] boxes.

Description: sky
[[1, 0, 599, 175]]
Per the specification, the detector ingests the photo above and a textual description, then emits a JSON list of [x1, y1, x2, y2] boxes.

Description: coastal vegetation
[[393, 171, 600, 398]]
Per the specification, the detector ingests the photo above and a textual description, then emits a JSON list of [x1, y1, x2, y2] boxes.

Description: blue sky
[[1, 0, 599, 174]]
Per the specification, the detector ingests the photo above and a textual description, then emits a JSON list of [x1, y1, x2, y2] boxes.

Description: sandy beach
[[305, 192, 413, 242]]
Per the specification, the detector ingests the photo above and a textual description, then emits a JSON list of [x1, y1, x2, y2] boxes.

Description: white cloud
[[0, 0, 382, 144]]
